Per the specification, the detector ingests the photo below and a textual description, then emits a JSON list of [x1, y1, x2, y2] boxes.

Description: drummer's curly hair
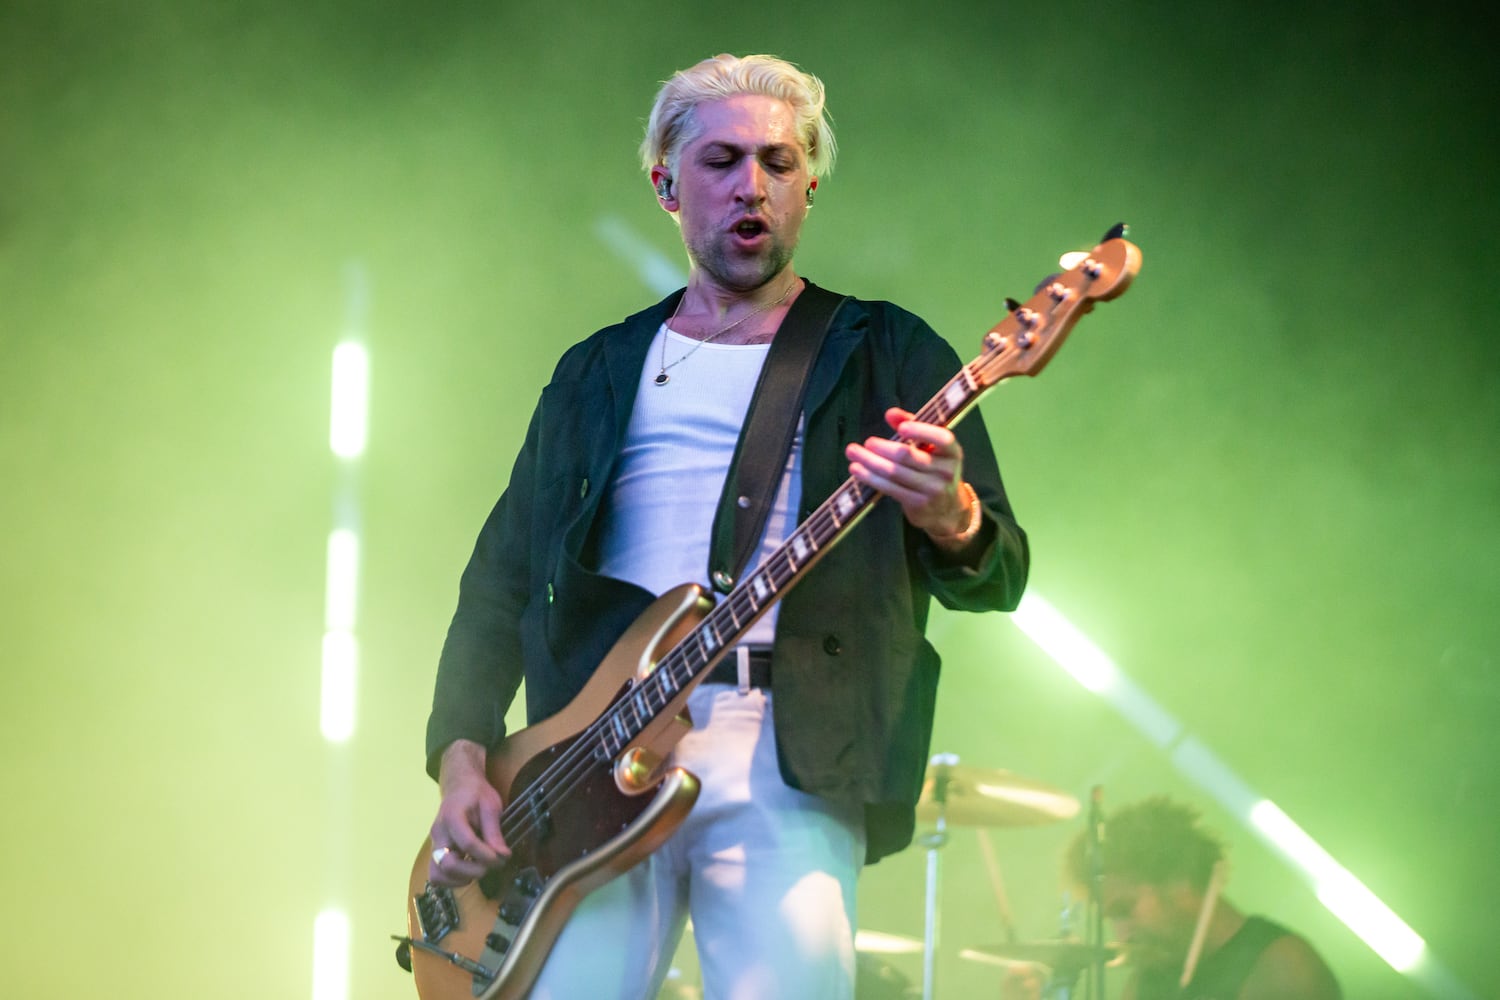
[[1066, 796, 1227, 892]]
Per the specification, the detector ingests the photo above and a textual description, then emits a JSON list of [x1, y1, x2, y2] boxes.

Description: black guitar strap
[[707, 280, 848, 594]]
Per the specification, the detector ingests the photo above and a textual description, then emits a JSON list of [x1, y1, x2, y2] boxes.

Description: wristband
[[931, 481, 982, 544]]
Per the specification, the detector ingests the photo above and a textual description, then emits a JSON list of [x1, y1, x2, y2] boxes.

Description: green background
[[3, 1, 1494, 997]]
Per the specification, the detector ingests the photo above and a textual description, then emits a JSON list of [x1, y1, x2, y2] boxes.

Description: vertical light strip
[[325, 529, 360, 631], [320, 630, 357, 742], [329, 341, 369, 459], [316, 263, 369, 1000], [312, 908, 351, 1000], [321, 527, 359, 742]]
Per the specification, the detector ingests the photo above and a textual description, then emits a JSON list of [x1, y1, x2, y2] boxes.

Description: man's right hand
[[427, 739, 510, 887]]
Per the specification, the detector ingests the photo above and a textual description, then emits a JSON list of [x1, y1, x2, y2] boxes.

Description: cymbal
[[855, 929, 924, 954], [916, 758, 1079, 827], [960, 940, 1118, 973]]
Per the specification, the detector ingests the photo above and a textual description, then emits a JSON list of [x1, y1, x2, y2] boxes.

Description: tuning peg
[[1102, 221, 1129, 242], [1032, 272, 1062, 294]]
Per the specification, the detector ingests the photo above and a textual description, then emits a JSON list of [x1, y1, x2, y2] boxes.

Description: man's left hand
[[846, 406, 973, 545]]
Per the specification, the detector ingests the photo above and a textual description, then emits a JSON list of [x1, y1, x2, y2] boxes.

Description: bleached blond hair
[[639, 53, 837, 179]]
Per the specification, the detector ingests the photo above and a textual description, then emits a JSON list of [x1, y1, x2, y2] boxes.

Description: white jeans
[[530, 684, 867, 1000]]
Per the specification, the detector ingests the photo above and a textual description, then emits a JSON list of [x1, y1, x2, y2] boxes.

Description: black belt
[[705, 647, 773, 688]]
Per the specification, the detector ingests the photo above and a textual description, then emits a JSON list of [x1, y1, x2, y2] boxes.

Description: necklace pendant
[[653, 371, 670, 386]]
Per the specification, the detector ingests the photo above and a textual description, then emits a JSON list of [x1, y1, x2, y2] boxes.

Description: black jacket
[[427, 284, 1029, 862]]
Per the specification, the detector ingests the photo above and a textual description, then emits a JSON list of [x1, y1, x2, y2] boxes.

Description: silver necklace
[[653, 278, 799, 386]]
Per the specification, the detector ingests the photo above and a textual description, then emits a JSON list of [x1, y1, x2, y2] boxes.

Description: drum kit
[[861, 753, 1116, 1000]]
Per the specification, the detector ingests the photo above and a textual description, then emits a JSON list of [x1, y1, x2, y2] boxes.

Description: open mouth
[[733, 219, 767, 241]]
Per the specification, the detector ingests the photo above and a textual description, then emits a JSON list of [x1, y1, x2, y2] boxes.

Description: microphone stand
[[1086, 786, 1105, 1000]]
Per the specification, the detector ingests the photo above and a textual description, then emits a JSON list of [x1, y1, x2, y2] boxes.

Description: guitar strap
[[708, 280, 849, 594]]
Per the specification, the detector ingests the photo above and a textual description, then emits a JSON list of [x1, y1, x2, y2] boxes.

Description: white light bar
[[1010, 592, 1119, 693], [329, 341, 369, 459], [324, 529, 360, 632], [312, 908, 350, 1000], [320, 630, 357, 743], [1251, 800, 1425, 971]]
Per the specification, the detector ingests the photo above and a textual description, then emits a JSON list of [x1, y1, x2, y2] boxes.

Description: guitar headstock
[[973, 226, 1142, 386]]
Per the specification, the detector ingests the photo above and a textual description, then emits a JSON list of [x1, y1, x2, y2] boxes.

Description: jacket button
[[822, 634, 842, 655], [712, 570, 734, 593], [579, 478, 590, 499]]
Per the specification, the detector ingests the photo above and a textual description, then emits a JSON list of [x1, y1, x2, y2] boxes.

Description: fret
[[666, 655, 691, 691], [773, 549, 796, 585], [605, 714, 628, 756], [729, 592, 755, 626], [702, 620, 723, 654], [834, 488, 856, 523], [639, 678, 662, 713], [792, 532, 813, 563], [591, 731, 613, 763]]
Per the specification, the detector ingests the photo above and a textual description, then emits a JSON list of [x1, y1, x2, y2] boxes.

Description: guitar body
[[405, 583, 716, 1000]]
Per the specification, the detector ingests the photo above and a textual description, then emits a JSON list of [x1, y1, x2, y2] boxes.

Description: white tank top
[[596, 324, 803, 646]]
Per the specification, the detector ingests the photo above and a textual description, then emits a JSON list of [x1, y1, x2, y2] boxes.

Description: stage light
[[1251, 800, 1425, 972], [312, 908, 350, 1000], [324, 529, 359, 632], [329, 341, 369, 459], [320, 630, 357, 743], [1010, 592, 1119, 693]]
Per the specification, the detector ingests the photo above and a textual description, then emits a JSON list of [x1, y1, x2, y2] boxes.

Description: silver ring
[[431, 846, 451, 865]]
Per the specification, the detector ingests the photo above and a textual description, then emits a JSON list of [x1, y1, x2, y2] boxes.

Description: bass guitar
[[396, 226, 1142, 1000]]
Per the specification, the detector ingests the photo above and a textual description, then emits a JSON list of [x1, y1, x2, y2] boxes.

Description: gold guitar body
[[404, 583, 719, 1000]]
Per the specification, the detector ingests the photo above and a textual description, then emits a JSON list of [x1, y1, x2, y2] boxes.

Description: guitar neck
[[640, 358, 988, 707]]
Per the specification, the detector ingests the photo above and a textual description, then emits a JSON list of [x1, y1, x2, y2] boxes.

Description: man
[[1007, 796, 1341, 1000], [423, 53, 1028, 998]]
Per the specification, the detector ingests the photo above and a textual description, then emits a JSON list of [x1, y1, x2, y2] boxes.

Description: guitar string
[[491, 275, 1088, 851]]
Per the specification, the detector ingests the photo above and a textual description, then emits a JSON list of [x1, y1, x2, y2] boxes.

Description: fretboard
[[592, 357, 990, 759]]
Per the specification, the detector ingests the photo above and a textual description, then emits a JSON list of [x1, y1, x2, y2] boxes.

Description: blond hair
[[640, 53, 837, 178]]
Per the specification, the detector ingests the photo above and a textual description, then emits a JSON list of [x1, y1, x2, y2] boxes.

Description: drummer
[[1004, 795, 1341, 1000]]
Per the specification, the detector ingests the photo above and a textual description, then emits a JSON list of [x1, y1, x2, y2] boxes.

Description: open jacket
[[427, 283, 1029, 862]]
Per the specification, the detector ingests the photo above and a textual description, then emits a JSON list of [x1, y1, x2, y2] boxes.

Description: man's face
[[1100, 876, 1198, 974], [667, 93, 813, 292]]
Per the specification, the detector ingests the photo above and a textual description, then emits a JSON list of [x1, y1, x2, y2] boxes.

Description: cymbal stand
[[916, 752, 957, 1000]]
